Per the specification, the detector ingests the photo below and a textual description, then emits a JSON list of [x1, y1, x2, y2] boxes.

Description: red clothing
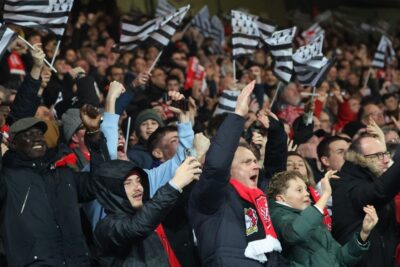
[[333, 100, 358, 131]]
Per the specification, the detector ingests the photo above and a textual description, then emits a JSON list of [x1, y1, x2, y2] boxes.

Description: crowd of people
[[0, 2, 400, 266]]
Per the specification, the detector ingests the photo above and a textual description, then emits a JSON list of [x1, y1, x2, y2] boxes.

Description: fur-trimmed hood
[[344, 150, 382, 177]]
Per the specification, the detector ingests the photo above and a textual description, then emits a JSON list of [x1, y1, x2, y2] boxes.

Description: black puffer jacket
[[332, 151, 400, 267], [0, 136, 108, 267], [93, 160, 181, 266]]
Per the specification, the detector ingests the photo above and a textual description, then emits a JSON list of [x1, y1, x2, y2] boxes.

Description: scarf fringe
[[244, 235, 282, 263]]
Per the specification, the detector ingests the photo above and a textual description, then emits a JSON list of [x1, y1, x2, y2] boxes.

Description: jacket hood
[[344, 150, 381, 177], [93, 160, 149, 215]]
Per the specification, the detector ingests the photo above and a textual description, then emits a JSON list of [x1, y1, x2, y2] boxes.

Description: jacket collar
[[344, 151, 381, 177]]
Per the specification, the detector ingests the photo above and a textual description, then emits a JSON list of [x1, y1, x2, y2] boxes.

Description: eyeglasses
[[364, 151, 390, 160]]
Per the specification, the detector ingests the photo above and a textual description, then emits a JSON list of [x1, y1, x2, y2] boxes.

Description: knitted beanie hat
[[134, 109, 164, 135]]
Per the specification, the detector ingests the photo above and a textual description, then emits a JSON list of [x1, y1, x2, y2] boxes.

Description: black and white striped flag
[[0, 23, 18, 61], [3, 0, 74, 39], [301, 23, 324, 44], [256, 18, 276, 44], [119, 5, 190, 52], [293, 34, 332, 87], [208, 15, 225, 54], [210, 15, 224, 44], [155, 0, 176, 17], [264, 27, 297, 83], [372, 35, 396, 69], [190, 6, 211, 37], [231, 10, 260, 58]]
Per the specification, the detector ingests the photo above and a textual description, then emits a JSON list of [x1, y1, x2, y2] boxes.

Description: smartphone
[[184, 148, 197, 159]]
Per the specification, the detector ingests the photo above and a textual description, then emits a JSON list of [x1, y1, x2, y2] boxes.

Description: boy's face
[[276, 177, 311, 210]]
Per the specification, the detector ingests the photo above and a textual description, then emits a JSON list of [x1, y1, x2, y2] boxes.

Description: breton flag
[[231, 10, 260, 58], [3, 0, 74, 39], [155, 0, 176, 17], [372, 35, 396, 69], [190, 6, 211, 37], [119, 5, 190, 51], [301, 23, 324, 44], [0, 23, 18, 61], [293, 34, 333, 87], [208, 15, 225, 54], [210, 15, 224, 44], [256, 18, 276, 44], [264, 27, 297, 83]]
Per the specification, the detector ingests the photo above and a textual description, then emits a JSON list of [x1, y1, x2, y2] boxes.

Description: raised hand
[[320, 170, 339, 197], [108, 81, 126, 99], [167, 91, 196, 124], [31, 43, 45, 68], [193, 133, 210, 162], [287, 139, 298, 152], [235, 80, 256, 117], [132, 71, 151, 87], [171, 157, 202, 190], [360, 205, 379, 241], [30, 43, 46, 79], [366, 117, 385, 147]]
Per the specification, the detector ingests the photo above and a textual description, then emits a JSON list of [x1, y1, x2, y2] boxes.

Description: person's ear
[[71, 133, 79, 144], [151, 148, 163, 160], [275, 194, 285, 203], [320, 156, 330, 169]]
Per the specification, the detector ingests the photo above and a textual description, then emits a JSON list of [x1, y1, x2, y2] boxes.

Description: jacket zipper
[[20, 186, 31, 214]]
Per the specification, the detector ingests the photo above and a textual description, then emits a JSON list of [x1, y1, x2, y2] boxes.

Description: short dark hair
[[268, 171, 303, 199], [382, 93, 397, 103], [317, 136, 349, 162], [166, 75, 180, 83], [147, 125, 178, 154]]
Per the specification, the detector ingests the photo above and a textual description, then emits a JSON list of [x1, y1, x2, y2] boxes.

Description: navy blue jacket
[[189, 113, 287, 267]]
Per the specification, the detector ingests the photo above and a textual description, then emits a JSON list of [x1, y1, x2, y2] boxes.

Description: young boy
[[268, 170, 378, 267]]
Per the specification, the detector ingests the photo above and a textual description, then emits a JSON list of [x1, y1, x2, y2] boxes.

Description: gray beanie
[[134, 109, 164, 134], [62, 108, 82, 143]]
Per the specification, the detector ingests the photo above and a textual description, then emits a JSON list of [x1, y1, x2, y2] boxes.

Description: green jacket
[[269, 200, 369, 267]]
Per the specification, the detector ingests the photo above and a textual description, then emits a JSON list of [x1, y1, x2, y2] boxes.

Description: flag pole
[[232, 59, 236, 82], [50, 40, 61, 66], [124, 116, 131, 153], [18, 36, 58, 73], [182, 21, 192, 33], [305, 86, 316, 126], [148, 50, 163, 73], [363, 67, 372, 89], [270, 81, 283, 109]]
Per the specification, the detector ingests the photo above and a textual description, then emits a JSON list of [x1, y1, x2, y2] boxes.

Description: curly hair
[[267, 171, 304, 200]]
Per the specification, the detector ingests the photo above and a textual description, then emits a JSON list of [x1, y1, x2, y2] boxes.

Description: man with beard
[[331, 132, 400, 267]]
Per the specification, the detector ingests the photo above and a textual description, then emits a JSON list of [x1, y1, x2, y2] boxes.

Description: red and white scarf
[[230, 179, 282, 263], [308, 186, 332, 231]]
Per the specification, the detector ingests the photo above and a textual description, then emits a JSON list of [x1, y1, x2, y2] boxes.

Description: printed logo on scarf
[[255, 195, 272, 229], [244, 207, 258, 236]]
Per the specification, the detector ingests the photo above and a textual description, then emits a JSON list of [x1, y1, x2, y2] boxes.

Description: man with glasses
[[331, 133, 400, 267]]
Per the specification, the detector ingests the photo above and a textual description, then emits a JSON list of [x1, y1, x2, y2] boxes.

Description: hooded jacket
[[332, 151, 400, 267], [93, 160, 181, 266]]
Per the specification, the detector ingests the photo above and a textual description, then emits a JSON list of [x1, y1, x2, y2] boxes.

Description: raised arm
[[190, 80, 256, 214], [260, 110, 288, 179], [94, 157, 201, 251], [146, 91, 195, 197], [8, 44, 44, 125]]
